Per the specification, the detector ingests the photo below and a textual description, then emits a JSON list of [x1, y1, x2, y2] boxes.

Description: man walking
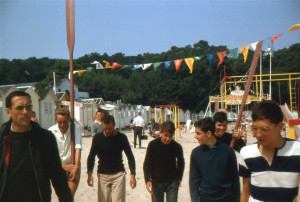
[[87, 114, 136, 202], [0, 91, 72, 202], [49, 108, 82, 196], [131, 112, 145, 148]]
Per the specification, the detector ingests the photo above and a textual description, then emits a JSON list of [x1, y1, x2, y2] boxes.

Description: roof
[[0, 85, 16, 94], [56, 92, 66, 100]]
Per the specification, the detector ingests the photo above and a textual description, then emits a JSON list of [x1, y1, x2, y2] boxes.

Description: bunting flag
[[287, 23, 300, 32], [91, 61, 104, 69], [194, 56, 203, 61], [121, 65, 132, 69], [184, 58, 194, 73], [103, 60, 113, 68], [217, 50, 227, 69], [174, 59, 183, 72], [206, 53, 216, 69], [250, 42, 258, 51], [227, 48, 238, 59], [264, 38, 274, 51], [164, 61, 172, 69], [68, 70, 87, 80], [133, 64, 142, 70], [112, 62, 123, 69], [239, 45, 249, 63], [272, 33, 282, 44], [153, 62, 162, 71], [86, 67, 94, 73], [142, 63, 152, 70]]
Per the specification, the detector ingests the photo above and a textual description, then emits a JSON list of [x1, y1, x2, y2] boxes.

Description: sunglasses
[[250, 124, 276, 133], [9, 104, 33, 111]]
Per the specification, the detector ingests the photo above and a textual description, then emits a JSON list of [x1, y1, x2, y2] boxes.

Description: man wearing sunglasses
[[239, 100, 300, 202], [0, 91, 72, 202]]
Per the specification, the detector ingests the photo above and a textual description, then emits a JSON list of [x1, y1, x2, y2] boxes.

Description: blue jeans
[[152, 179, 179, 202]]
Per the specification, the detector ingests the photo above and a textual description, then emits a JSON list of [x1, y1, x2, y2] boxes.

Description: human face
[[215, 121, 227, 137], [56, 114, 70, 134], [160, 131, 173, 145], [95, 112, 102, 122], [251, 119, 283, 148], [6, 96, 32, 132], [102, 122, 116, 137], [194, 127, 210, 145]]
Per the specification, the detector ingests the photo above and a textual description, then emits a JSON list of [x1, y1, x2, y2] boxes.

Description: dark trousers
[[133, 126, 142, 148], [152, 179, 179, 202]]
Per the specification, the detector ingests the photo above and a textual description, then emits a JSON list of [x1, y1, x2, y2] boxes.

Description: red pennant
[[217, 50, 227, 69], [112, 62, 123, 69], [174, 59, 183, 72], [271, 34, 282, 44]]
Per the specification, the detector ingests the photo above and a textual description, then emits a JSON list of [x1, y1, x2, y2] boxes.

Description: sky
[[0, 0, 299, 60]]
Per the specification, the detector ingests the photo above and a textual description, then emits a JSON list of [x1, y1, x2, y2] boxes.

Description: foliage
[[0, 41, 299, 112]]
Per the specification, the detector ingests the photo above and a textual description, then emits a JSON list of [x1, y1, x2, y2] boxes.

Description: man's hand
[[130, 174, 136, 189], [146, 181, 152, 194], [62, 163, 75, 173], [87, 172, 93, 187], [232, 129, 241, 139], [69, 166, 80, 181]]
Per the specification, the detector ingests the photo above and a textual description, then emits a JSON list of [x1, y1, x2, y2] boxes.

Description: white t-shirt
[[49, 123, 82, 164], [133, 116, 145, 127]]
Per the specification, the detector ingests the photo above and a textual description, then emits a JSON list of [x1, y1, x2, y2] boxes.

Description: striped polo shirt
[[239, 138, 300, 202]]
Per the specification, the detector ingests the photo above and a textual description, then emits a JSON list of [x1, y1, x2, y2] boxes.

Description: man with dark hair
[[0, 91, 72, 202], [131, 112, 145, 148], [144, 121, 185, 202], [189, 117, 240, 202], [49, 107, 82, 196], [87, 114, 136, 202], [213, 111, 246, 152], [239, 100, 300, 202]]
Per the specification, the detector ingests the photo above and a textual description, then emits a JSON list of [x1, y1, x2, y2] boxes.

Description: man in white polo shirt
[[131, 112, 145, 148], [49, 108, 82, 196]]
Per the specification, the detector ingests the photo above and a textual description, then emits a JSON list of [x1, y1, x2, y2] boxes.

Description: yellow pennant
[[184, 58, 194, 73], [239, 45, 249, 63]]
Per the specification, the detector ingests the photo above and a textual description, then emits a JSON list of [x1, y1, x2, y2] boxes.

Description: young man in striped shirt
[[239, 100, 300, 202]]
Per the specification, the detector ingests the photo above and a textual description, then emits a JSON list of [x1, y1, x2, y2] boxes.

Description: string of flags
[[71, 23, 300, 77]]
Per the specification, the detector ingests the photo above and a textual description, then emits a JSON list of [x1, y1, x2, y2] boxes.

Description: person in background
[[239, 100, 300, 202], [49, 108, 82, 196], [144, 121, 185, 202], [213, 112, 246, 152], [87, 114, 136, 202], [0, 91, 72, 202], [189, 117, 240, 202], [131, 112, 145, 148], [148, 118, 160, 138], [91, 108, 108, 136], [31, 110, 38, 123]]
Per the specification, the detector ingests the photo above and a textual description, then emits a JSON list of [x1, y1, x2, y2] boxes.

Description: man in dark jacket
[[0, 91, 72, 202]]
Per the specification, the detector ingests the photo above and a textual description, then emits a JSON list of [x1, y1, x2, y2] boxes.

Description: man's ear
[[207, 131, 212, 137], [278, 122, 285, 130], [6, 108, 12, 118]]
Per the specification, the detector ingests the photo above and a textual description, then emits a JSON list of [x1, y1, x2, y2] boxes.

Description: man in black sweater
[[189, 118, 240, 202], [213, 112, 246, 152], [143, 121, 185, 202], [87, 114, 136, 202], [0, 91, 72, 202]]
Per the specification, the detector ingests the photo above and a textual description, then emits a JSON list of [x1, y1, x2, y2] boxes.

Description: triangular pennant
[[271, 33, 282, 44], [174, 59, 183, 72], [112, 62, 123, 69], [206, 53, 216, 69], [153, 62, 162, 71], [250, 42, 258, 51], [77, 70, 87, 76], [164, 61, 172, 69], [287, 23, 300, 32], [142, 63, 152, 70], [227, 48, 238, 59], [121, 65, 132, 69], [184, 58, 194, 73], [217, 50, 227, 69], [91, 61, 105, 69], [239, 45, 249, 63], [194, 56, 203, 61], [103, 60, 113, 68], [263, 38, 274, 51], [133, 64, 142, 70], [86, 67, 94, 73]]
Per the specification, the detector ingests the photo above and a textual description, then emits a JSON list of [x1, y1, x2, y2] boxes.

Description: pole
[[53, 72, 57, 94], [65, 0, 75, 165], [230, 41, 263, 148], [259, 52, 262, 101], [269, 51, 272, 100]]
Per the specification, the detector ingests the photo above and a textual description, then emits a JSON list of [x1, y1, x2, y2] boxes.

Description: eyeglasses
[[9, 104, 33, 111], [250, 124, 276, 133]]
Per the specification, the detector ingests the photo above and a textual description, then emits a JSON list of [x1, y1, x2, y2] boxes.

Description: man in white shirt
[[131, 112, 145, 148], [49, 108, 82, 196]]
